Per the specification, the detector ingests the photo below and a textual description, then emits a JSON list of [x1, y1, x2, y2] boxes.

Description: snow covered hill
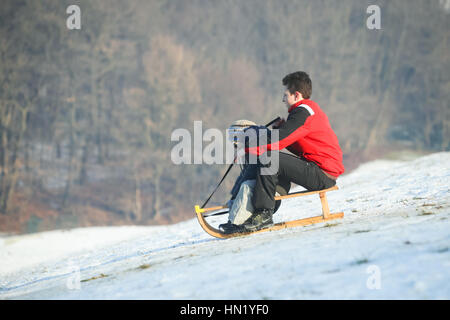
[[1, 152, 449, 299]]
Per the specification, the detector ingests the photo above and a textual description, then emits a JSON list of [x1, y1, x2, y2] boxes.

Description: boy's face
[[282, 88, 302, 109]]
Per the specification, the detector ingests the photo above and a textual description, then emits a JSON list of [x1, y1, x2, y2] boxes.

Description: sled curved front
[[195, 205, 239, 239]]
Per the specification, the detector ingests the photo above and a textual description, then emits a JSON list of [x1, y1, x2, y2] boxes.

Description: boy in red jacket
[[225, 71, 345, 233]]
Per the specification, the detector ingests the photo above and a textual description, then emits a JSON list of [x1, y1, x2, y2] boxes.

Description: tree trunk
[[61, 106, 77, 209], [5, 107, 29, 212], [133, 163, 142, 222], [152, 167, 162, 219], [78, 137, 89, 185], [0, 105, 12, 213]]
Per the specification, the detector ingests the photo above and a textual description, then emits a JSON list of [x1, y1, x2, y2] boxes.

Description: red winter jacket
[[246, 99, 345, 178]]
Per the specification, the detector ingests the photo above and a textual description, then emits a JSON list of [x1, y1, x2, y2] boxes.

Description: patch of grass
[[353, 258, 370, 265], [435, 247, 448, 254], [81, 273, 108, 282], [137, 264, 151, 270], [354, 229, 371, 234], [384, 150, 428, 161], [351, 209, 358, 213], [323, 223, 339, 228], [26, 215, 43, 234], [174, 254, 194, 261], [324, 268, 340, 274], [418, 211, 435, 216], [404, 240, 412, 245]]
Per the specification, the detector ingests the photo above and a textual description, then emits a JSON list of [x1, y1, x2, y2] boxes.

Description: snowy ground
[[0, 152, 449, 299]]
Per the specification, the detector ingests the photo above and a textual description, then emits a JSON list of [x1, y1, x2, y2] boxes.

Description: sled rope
[[200, 116, 281, 209]]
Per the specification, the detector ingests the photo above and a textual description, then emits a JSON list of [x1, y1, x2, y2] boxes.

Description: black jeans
[[251, 152, 336, 211]]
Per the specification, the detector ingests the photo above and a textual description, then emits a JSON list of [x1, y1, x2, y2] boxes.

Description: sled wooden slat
[[273, 185, 339, 200], [196, 185, 339, 214], [196, 205, 228, 214], [194, 185, 343, 239], [320, 192, 331, 218]]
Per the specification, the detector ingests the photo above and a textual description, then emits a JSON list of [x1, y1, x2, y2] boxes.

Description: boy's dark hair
[[282, 71, 312, 99]]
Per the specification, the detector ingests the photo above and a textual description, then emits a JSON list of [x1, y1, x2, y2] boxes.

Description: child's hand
[[272, 118, 285, 129]]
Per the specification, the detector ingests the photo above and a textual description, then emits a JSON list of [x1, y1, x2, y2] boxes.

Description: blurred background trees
[[0, 0, 448, 233]]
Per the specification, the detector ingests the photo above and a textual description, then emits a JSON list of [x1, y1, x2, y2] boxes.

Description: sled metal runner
[[195, 185, 344, 239]]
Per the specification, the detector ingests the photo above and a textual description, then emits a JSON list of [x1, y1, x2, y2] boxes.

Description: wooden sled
[[195, 185, 344, 239]]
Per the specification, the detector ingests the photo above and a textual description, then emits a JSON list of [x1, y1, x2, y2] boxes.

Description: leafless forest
[[0, 0, 449, 234]]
